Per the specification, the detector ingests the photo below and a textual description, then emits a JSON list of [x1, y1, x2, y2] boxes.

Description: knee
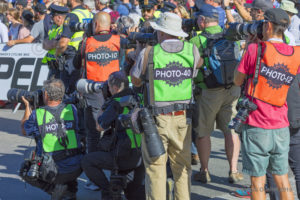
[[81, 155, 91, 170]]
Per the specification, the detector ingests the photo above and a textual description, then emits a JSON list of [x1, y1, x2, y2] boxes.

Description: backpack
[[200, 32, 240, 88]]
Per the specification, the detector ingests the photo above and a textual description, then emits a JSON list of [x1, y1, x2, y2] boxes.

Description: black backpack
[[200, 32, 240, 88]]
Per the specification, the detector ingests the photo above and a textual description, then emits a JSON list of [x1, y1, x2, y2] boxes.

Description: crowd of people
[[1, 0, 300, 199]]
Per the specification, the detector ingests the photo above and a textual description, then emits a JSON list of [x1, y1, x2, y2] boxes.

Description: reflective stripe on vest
[[36, 104, 78, 153], [247, 42, 300, 107], [69, 9, 93, 50], [114, 97, 141, 148], [42, 25, 63, 63], [85, 35, 120, 82], [152, 42, 194, 102]]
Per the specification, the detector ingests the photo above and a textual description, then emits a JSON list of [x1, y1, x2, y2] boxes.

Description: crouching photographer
[[233, 8, 300, 200], [19, 79, 83, 200], [81, 71, 145, 200]]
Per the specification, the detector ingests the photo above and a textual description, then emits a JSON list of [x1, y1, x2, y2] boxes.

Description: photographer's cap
[[280, 0, 298, 14], [49, 4, 69, 15], [264, 8, 290, 27], [244, 0, 273, 12], [194, 4, 219, 19], [33, 3, 47, 14], [149, 12, 188, 37]]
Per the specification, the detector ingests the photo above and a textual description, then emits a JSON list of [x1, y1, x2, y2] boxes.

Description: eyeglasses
[[142, 8, 152, 12]]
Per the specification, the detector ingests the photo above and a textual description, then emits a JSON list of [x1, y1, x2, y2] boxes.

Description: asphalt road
[[0, 108, 297, 200]]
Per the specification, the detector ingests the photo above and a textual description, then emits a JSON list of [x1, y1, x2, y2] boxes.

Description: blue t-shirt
[[24, 104, 82, 174], [116, 2, 132, 16]]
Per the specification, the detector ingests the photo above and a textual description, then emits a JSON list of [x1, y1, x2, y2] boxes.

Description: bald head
[[93, 11, 111, 32]]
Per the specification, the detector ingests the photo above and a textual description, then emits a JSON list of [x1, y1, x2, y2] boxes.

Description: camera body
[[19, 151, 42, 181], [7, 88, 44, 108], [225, 20, 264, 41], [110, 173, 127, 200], [228, 97, 257, 133]]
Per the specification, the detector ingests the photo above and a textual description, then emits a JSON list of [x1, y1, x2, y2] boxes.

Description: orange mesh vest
[[85, 35, 120, 82], [247, 42, 300, 107]]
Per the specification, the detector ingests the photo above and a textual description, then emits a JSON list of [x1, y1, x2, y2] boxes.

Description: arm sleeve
[[23, 111, 40, 137], [61, 13, 79, 39], [192, 44, 200, 78], [30, 22, 40, 39], [98, 101, 120, 130], [73, 41, 83, 69], [237, 43, 258, 75], [130, 48, 146, 78]]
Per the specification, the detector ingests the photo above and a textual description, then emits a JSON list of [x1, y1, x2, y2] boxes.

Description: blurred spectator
[[281, 0, 300, 45], [176, 5, 190, 18], [15, 0, 28, 11], [95, 0, 112, 13], [7, 3, 46, 46], [0, 0, 9, 26], [6, 8, 22, 40], [116, 0, 132, 16], [0, 16, 8, 43], [128, 12, 141, 26], [18, 9, 34, 39], [205, 0, 225, 28]]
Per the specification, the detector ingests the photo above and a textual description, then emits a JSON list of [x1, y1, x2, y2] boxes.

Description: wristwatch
[[224, 6, 232, 10]]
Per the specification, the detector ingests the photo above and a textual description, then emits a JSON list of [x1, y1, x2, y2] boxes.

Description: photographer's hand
[[21, 96, 32, 136], [96, 123, 104, 132]]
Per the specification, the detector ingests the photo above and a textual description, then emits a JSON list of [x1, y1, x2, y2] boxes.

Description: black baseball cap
[[194, 3, 219, 19], [22, 10, 34, 24], [244, 0, 273, 12], [264, 8, 290, 27], [33, 3, 47, 14]]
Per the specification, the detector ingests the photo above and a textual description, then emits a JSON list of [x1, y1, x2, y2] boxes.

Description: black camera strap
[[250, 43, 262, 101]]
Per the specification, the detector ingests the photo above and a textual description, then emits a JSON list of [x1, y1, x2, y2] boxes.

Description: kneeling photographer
[[81, 71, 145, 200], [19, 79, 82, 200]]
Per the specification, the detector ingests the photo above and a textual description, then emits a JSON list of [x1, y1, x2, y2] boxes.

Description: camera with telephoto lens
[[225, 20, 264, 41], [122, 32, 158, 49], [228, 97, 257, 133], [76, 79, 111, 99], [19, 151, 42, 181], [110, 173, 127, 200], [70, 22, 93, 37], [7, 88, 44, 108]]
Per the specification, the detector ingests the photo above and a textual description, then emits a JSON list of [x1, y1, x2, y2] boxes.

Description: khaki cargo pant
[[142, 112, 191, 200]]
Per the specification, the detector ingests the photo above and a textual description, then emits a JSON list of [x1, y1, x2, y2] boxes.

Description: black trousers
[[267, 127, 300, 200], [81, 150, 145, 200]]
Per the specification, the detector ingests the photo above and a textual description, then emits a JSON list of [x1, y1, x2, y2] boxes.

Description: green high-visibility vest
[[68, 9, 93, 50], [153, 10, 161, 18], [114, 97, 141, 149], [152, 42, 194, 102], [42, 25, 63, 64], [36, 104, 78, 153]]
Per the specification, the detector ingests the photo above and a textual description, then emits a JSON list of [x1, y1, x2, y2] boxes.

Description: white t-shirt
[[0, 21, 8, 43]]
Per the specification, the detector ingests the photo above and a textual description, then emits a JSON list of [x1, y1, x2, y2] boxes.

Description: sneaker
[[233, 189, 251, 198], [84, 180, 100, 191], [193, 170, 211, 183], [191, 154, 199, 165], [229, 171, 244, 183]]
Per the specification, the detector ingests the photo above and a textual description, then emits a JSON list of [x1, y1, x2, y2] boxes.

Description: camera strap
[[81, 37, 88, 78], [250, 43, 262, 101]]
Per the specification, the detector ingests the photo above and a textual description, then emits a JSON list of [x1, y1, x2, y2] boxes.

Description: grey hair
[[43, 79, 65, 101], [108, 71, 129, 91], [116, 16, 135, 33]]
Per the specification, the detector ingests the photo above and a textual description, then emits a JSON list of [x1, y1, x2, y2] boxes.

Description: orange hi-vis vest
[[84, 35, 120, 82], [247, 42, 300, 107]]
